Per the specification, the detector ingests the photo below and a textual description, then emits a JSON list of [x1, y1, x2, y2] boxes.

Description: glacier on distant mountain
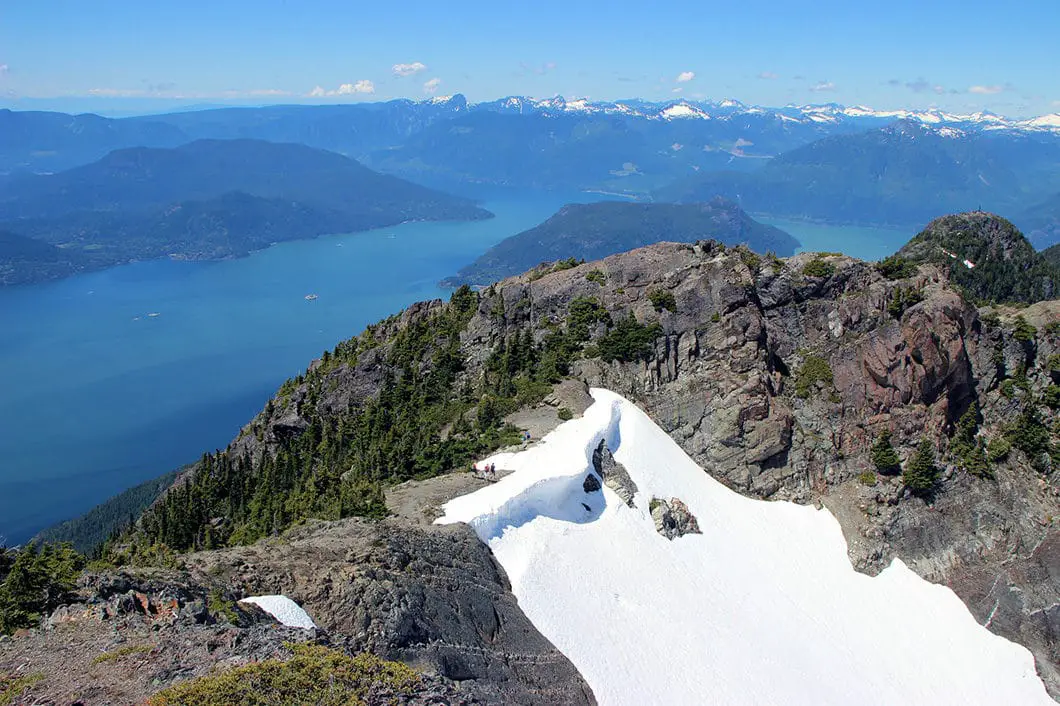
[[439, 389, 1053, 705], [460, 94, 1060, 133]]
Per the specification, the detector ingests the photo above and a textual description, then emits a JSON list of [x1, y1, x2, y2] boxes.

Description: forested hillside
[[445, 198, 798, 286]]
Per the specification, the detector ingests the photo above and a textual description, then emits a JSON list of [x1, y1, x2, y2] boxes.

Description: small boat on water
[[304, 294, 319, 301]]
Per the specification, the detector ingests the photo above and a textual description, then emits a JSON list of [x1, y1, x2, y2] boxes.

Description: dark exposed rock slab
[[592, 439, 638, 507]]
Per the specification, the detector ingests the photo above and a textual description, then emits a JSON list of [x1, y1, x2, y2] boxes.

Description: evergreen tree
[[903, 439, 941, 497], [870, 431, 901, 475]]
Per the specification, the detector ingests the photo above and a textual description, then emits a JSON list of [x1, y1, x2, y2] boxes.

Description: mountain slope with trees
[[0, 139, 491, 285], [444, 198, 798, 285], [896, 211, 1060, 303]]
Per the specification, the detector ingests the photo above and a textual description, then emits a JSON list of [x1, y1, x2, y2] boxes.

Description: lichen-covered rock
[[650, 498, 701, 539]]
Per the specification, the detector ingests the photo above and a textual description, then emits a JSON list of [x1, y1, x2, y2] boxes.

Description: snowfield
[[438, 389, 1052, 705], [238, 595, 317, 629]]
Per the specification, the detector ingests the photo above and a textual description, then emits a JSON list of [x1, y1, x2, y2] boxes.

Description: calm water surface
[[0, 195, 602, 542]]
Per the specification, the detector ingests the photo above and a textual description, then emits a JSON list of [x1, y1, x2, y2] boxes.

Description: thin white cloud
[[392, 62, 427, 77], [88, 88, 146, 97], [810, 81, 836, 92], [757, 72, 778, 80], [309, 81, 375, 97], [337, 80, 375, 95], [86, 86, 293, 99], [423, 77, 442, 94], [676, 71, 695, 83], [969, 85, 1005, 95], [672, 87, 683, 94], [0, 64, 8, 76]]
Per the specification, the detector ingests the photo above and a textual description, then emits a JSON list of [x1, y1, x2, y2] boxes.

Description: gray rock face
[[592, 439, 638, 507], [650, 498, 702, 539], [1, 506, 595, 705], [187, 517, 596, 706]]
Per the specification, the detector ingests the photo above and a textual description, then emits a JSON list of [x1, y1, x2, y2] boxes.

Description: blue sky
[[1, 0, 1056, 116]]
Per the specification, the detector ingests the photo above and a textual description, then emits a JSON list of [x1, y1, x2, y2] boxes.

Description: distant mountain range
[[1, 95, 1058, 270], [0, 139, 490, 286], [4, 95, 1058, 185], [656, 121, 1060, 228], [443, 198, 797, 286]]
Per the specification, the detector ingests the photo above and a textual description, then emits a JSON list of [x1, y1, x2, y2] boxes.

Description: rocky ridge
[[8, 236, 1060, 701], [207, 239, 1060, 696]]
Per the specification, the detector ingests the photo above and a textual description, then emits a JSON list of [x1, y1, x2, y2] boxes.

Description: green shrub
[[1, 672, 44, 706], [0, 543, 85, 635], [1000, 379, 1016, 398], [566, 297, 611, 342], [557, 407, 574, 421], [903, 439, 940, 497], [585, 269, 606, 285], [1045, 385, 1060, 409], [552, 257, 583, 272], [876, 255, 917, 280], [857, 471, 878, 487], [987, 437, 1012, 463], [738, 248, 761, 272], [950, 406, 992, 479], [147, 644, 420, 706], [887, 287, 924, 319], [711, 312, 721, 323], [1006, 405, 1051, 471], [647, 288, 677, 313], [93, 644, 152, 664], [1045, 321, 1060, 336], [596, 314, 662, 363], [207, 590, 241, 625], [1013, 316, 1037, 343], [793, 355, 834, 399], [981, 310, 1001, 328], [802, 258, 835, 279], [870, 431, 901, 475]]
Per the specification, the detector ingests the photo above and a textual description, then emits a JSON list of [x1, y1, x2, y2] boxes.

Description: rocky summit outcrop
[[26, 237, 1060, 701], [444, 242, 1059, 695], [0, 489, 595, 705]]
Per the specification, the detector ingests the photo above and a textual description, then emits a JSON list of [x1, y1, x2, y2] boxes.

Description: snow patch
[[438, 389, 1052, 706], [239, 595, 317, 629]]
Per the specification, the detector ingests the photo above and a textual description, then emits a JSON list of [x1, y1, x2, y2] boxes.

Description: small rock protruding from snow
[[650, 497, 701, 539], [592, 439, 638, 507], [238, 595, 317, 629], [583, 473, 602, 493]]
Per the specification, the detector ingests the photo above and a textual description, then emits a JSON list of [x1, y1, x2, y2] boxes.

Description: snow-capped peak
[[438, 389, 1053, 706], [659, 102, 711, 120], [1020, 113, 1060, 129], [445, 94, 1060, 134]]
